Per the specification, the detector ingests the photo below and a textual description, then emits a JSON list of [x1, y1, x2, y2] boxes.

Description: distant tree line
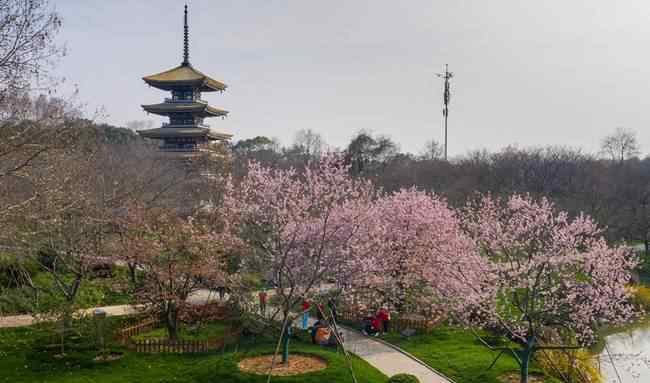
[[231, 128, 650, 252]]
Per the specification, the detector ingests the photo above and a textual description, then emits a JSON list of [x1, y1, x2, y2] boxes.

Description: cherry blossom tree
[[349, 188, 474, 316], [456, 194, 638, 383], [223, 155, 376, 363], [115, 203, 233, 340]]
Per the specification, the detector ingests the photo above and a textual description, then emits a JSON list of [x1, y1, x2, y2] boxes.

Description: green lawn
[[382, 326, 555, 383], [0, 321, 387, 383], [132, 322, 228, 342]]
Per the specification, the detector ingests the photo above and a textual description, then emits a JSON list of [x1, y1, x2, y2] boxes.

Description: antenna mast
[[436, 64, 453, 160]]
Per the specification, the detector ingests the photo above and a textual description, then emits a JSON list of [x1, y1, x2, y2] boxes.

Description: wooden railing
[[130, 337, 224, 353], [115, 316, 240, 354], [116, 317, 160, 344]]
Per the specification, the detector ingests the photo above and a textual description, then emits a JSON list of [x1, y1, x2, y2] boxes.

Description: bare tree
[[0, 93, 84, 223], [1, 0, 69, 219], [125, 120, 154, 132], [0, 0, 63, 103], [601, 127, 640, 162], [291, 128, 325, 158], [419, 139, 443, 160]]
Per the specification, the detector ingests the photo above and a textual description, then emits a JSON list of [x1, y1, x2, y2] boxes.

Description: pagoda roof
[[143, 64, 227, 92], [137, 127, 232, 141], [142, 101, 228, 117]]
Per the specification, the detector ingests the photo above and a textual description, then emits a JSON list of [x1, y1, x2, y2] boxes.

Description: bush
[[632, 285, 650, 311], [536, 349, 602, 383], [388, 373, 420, 383], [0, 253, 40, 288], [0, 286, 37, 315]]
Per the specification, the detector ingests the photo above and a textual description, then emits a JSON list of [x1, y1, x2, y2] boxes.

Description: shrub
[[632, 285, 650, 311], [536, 349, 602, 383], [388, 373, 420, 383], [0, 253, 40, 288], [0, 286, 36, 315]]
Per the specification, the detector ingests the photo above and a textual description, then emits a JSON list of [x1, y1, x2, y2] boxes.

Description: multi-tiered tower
[[138, 5, 231, 154]]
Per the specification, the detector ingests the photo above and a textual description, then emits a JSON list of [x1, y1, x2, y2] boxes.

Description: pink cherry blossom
[[453, 194, 639, 383]]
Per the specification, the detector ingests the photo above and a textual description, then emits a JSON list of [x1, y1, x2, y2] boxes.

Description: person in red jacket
[[258, 291, 267, 316], [302, 299, 311, 329], [370, 316, 382, 337], [376, 307, 391, 334]]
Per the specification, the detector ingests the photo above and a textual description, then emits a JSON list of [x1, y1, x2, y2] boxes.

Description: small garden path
[[298, 317, 454, 383], [0, 304, 138, 328], [0, 288, 219, 328]]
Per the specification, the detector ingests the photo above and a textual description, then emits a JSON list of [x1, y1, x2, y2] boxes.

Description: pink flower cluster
[[457, 194, 639, 345]]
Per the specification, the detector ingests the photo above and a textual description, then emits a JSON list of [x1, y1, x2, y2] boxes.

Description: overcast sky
[[52, 0, 650, 156]]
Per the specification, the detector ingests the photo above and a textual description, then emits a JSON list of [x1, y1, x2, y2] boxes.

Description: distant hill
[[93, 123, 141, 144]]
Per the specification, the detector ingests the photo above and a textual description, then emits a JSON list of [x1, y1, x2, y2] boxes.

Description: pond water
[[599, 325, 650, 383]]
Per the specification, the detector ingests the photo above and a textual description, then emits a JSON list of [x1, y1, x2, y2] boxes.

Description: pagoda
[[138, 5, 231, 153]]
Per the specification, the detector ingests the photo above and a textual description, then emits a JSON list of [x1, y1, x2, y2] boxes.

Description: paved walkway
[[0, 304, 138, 328], [298, 317, 453, 383], [0, 289, 219, 328]]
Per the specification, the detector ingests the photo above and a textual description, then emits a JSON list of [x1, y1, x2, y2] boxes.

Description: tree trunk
[[280, 306, 292, 365], [518, 336, 536, 383], [282, 326, 291, 365], [165, 301, 179, 340], [127, 263, 138, 286]]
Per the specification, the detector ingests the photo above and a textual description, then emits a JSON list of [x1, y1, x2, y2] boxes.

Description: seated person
[[311, 319, 329, 344], [370, 316, 381, 336], [315, 325, 332, 345], [361, 315, 380, 337]]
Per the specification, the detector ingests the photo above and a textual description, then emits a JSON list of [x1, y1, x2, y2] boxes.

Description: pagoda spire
[[182, 4, 190, 66]]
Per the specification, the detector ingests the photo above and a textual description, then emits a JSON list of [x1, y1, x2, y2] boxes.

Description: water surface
[[599, 325, 650, 382]]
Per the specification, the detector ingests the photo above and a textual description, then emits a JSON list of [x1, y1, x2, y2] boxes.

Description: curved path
[[299, 317, 453, 383]]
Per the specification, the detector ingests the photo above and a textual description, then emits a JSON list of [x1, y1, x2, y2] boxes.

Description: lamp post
[[94, 308, 107, 357]]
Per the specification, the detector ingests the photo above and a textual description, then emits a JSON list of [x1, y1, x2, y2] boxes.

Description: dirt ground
[[238, 354, 328, 376]]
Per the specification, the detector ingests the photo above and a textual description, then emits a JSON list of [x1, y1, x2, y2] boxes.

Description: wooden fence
[[129, 337, 225, 353], [116, 317, 160, 344], [114, 316, 240, 354]]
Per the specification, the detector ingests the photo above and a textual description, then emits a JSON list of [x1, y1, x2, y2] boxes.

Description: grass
[[381, 326, 556, 383], [132, 322, 228, 342], [1, 271, 132, 316], [0, 319, 387, 383]]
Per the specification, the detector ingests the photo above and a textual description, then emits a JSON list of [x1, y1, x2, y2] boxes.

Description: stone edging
[[338, 324, 458, 383]]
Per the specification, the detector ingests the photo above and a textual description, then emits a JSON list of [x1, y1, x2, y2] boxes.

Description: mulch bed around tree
[[238, 354, 328, 376]]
